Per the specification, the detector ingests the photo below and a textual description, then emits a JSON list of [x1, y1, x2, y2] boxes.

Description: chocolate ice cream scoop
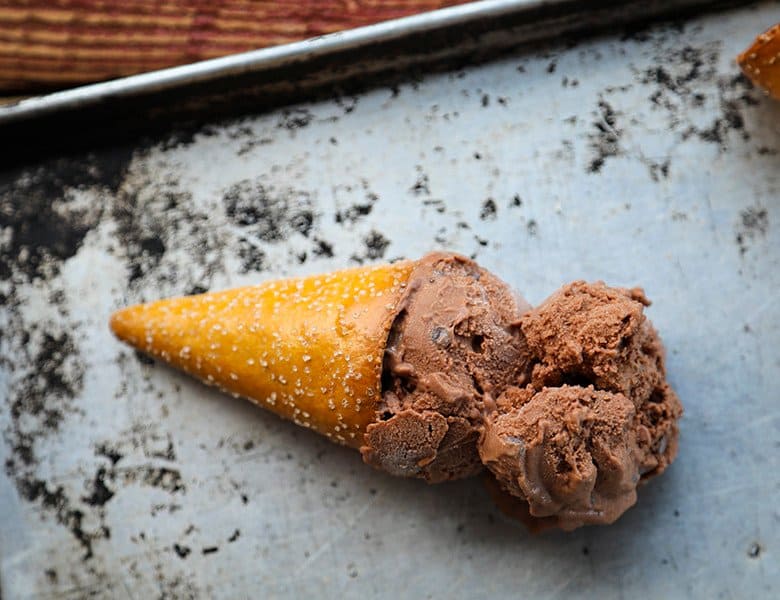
[[481, 386, 642, 530], [482, 282, 682, 529], [361, 253, 532, 482]]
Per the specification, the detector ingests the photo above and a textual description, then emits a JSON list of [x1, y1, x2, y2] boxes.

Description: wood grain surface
[[0, 0, 471, 91]]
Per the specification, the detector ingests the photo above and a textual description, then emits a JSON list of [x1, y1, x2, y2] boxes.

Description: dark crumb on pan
[[637, 41, 760, 151], [15, 475, 110, 560], [644, 158, 670, 182], [223, 179, 315, 242], [134, 467, 186, 494], [351, 230, 390, 263], [335, 181, 379, 226], [277, 108, 314, 131], [480, 198, 497, 220], [82, 467, 115, 507], [236, 238, 268, 273], [336, 95, 359, 114], [112, 170, 228, 293], [152, 564, 201, 598], [423, 199, 446, 214], [0, 150, 131, 281], [410, 167, 431, 196], [1, 312, 107, 560], [336, 203, 374, 223], [735, 205, 769, 256], [312, 238, 335, 258], [587, 99, 623, 173]]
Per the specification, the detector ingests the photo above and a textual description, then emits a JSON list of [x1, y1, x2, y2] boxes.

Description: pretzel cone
[[738, 23, 780, 100], [110, 261, 415, 447]]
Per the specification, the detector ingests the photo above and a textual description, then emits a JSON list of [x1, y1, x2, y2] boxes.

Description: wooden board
[[0, 0, 470, 91]]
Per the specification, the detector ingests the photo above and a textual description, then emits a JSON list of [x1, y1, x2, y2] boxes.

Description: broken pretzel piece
[[738, 23, 780, 100]]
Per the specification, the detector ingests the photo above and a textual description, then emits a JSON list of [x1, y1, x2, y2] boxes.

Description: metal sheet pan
[[1, 0, 779, 598], [0, 0, 751, 159], [0, 0, 734, 124]]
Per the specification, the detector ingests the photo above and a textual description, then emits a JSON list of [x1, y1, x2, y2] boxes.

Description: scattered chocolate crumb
[[15, 476, 108, 560], [735, 205, 769, 255], [410, 168, 431, 196], [277, 108, 313, 130], [587, 99, 623, 173], [224, 179, 315, 242], [747, 542, 761, 558], [0, 151, 131, 281], [312, 238, 335, 258], [173, 543, 191, 559], [82, 467, 115, 507], [351, 230, 390, 263], [134, 467, 186, 494], [335, 203, 373, 224], [236, 238, 267, 273], [480, 199, 497, 221]]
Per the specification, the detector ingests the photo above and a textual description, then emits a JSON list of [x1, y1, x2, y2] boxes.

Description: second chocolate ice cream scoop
[[479, 281, 682, 529]]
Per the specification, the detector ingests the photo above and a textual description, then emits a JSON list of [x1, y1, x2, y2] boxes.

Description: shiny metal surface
[[0, 0, 734, 126], [1, 1, 779, 598]]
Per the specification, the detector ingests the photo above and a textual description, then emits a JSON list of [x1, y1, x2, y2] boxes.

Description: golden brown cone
[[110, 261, 415, 447], [738, 23, 780, 100]]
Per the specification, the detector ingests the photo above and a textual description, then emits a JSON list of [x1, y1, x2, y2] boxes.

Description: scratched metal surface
[[1, 2, 779, 598]]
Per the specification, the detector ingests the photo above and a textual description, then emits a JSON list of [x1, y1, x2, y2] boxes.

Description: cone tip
[[109, 305, 139, 346]]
